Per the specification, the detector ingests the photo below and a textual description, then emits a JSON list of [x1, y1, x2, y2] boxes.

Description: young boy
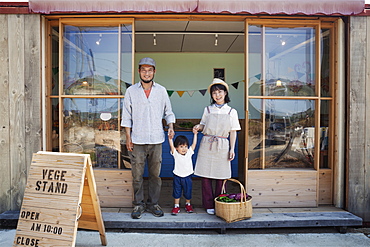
[[168, 129, 198, 215]]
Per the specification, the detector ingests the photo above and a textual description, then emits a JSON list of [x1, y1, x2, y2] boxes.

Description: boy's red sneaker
[[171, 207, 180, 215], [185, 204, 194, 213]]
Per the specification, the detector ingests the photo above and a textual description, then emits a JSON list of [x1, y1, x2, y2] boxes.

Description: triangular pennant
[[187, 90, 195, 97], [52, 68, 59, 75], [255, 74, 261, 80], [104, 76, 112, 82], [125, 83, 131, 88], [199, 89, 207, 96], [297, 72, 305, 79], [77, 72, 84, 78], [177, 91, 185, 97], [167, 90, 174, 97], [288, 67, 294, 73], [231, 82, 239, 89]]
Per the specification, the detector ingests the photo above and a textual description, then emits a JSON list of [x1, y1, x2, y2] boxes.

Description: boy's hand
[[192, 128, 198, 134]]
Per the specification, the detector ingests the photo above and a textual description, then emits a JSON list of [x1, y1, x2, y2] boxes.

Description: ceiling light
[[215, 34, 218, 46], [153, 33, 157, 46], [96, 34, 102, 45]]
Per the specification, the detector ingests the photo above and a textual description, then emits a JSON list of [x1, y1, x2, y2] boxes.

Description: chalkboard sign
[[13, 151, 107, 246]]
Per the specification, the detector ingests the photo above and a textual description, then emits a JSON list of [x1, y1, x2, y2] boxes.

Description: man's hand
[[126, 138, 134, 152]]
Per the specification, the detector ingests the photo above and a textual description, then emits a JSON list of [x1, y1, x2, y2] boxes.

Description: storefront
[[1, 0, 369, 222]]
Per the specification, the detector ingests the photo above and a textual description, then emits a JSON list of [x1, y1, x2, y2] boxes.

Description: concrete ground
[[3, 227, 370, 247]]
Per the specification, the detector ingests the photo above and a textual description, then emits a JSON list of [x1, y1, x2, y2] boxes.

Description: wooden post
[[13, 151, 107, 246]]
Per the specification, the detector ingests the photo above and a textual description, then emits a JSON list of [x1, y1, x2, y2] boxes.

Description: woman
[[193, 78, 241, 215]]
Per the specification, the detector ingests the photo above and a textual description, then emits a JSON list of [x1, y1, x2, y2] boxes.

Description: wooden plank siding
[[364, 16, 370, 222], [0, 14, 42, 213], [0, 14, 11, 213], [348, 16, 370, 222]]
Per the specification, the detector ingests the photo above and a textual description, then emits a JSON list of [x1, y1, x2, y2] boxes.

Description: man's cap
[[138, 57, 156, 67], [208, 78, 229, 92]]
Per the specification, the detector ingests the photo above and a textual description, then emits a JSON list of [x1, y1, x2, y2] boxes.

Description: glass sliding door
[[246, 19, 335, 207]]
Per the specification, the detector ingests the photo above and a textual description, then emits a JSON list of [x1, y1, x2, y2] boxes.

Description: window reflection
[[248, 99, 316, 169], [248, 26, 316, 97], [321, 29, 331, 97], [63, 25, 132, 95], [62, 98, 127, 168]]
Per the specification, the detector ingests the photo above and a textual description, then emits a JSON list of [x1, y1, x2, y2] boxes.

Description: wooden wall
[[248, 170, 317, 207], [348, 16, 370, 222], [0, 14, 42, 214]]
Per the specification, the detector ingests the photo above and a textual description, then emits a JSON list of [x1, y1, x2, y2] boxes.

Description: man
[[121, 57, 175, 219]]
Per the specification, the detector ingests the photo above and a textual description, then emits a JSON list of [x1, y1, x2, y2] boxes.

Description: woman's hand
[[228, 150, 235, 161]]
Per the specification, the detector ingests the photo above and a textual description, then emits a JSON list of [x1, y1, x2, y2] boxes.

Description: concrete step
[[1, 208, 362, 233]]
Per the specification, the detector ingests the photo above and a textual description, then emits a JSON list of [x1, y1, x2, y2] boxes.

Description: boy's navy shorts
[[172, 174, 192, 200]]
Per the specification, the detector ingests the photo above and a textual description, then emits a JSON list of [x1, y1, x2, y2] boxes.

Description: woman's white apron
[[194, 108, 232, 179]]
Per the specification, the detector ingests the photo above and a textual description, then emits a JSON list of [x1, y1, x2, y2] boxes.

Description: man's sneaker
[[131, 205, 145, 219], [171, 207, 180, 215], [185, 204, 194, 213], [147, 204, 164, 217]]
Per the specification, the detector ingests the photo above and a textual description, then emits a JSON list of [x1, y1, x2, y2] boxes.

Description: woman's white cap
[[208, 78, 229, 92]]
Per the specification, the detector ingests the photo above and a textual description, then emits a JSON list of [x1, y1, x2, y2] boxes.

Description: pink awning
[[198, 0, 365, 15], [29, 0, 365, 16], [29, 0, 198, 14]]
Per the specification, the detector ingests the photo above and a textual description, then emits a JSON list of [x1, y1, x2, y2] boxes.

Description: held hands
[[193, 124, 202, 132], [168, 128, 175, 139]]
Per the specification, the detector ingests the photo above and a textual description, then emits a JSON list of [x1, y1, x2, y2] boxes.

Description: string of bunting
[[52, 68, 265, 97], [165, 80, 247, 98], [164, 73, 263, 97]]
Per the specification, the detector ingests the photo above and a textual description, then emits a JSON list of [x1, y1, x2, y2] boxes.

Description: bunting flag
[[288, 67, 294, 73], [167, 90, 174, 97], [177, 91, 185, 97], [187, 90, 195, 97], [231, 82, 239, 89], [297, 72, 305, 79], [125, 83, 131, 88], [104, 76, 112, 82], [199, 89, 207, 96], [255, 74, 261, 80], [77, 72, 84, 78]]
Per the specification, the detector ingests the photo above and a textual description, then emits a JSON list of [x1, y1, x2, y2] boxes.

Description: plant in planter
[[178, 121, 195, 129]]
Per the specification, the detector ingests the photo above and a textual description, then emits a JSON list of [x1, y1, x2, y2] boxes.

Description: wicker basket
[[214, 178, 252, 223]]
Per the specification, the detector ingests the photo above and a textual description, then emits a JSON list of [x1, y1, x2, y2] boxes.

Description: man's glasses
[[140, 69, 154, 74]]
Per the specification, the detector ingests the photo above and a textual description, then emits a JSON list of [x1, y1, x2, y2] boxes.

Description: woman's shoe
[[206, 209, 215, 215]]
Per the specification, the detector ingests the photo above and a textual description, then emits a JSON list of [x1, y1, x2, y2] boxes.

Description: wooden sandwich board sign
[[14, 151, 107, 246]]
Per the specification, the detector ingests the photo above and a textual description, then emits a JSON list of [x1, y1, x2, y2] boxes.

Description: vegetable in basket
[[216, 192, 250, 203]]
